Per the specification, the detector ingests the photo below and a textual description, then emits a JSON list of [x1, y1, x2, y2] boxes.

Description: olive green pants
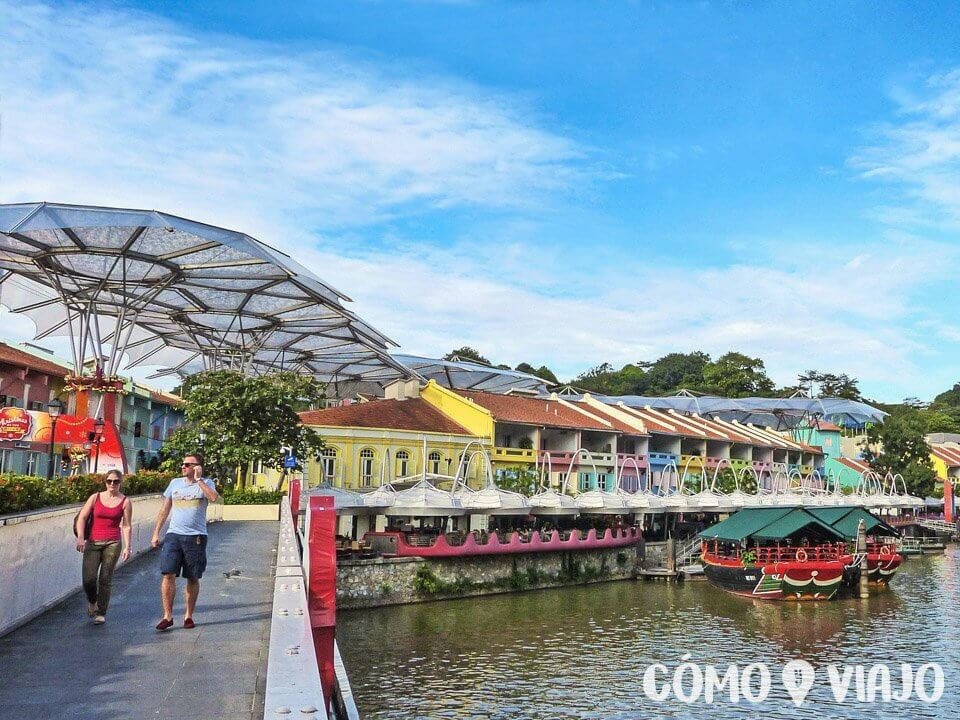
[[82, 540, 121, 615]]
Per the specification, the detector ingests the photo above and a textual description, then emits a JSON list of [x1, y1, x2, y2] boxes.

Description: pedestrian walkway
[[0, 521, 277, 720]]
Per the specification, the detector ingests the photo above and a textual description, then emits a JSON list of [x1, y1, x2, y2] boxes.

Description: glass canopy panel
[[0, 202, 414, 384]]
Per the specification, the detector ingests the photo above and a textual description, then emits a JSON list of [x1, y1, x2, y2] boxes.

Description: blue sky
[[2, 1, 960, 401]]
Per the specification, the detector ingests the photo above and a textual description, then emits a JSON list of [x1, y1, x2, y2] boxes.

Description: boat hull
[[702, 556, 846, 601]]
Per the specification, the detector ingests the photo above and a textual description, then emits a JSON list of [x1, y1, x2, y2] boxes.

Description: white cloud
[[0, 1, 592, 234], [1, 2, 957, 402], [851, 68, 960, 227]]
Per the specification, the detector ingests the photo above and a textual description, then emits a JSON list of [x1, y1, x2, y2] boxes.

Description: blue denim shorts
[[160, 533, 208, 579]]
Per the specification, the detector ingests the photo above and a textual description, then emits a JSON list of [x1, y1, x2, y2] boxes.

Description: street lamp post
[[93, 417, 105, 473], [46, 399, 64, 481], [198, 430, 207, 453]]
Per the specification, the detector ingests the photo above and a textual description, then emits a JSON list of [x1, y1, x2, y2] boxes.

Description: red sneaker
[[155, 618, 174, 632], [183, 618, 196, 629]]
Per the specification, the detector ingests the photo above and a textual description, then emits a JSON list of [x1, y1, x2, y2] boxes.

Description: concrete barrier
[[0, 494, 164, 636]]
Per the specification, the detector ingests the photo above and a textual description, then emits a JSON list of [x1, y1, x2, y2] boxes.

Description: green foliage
[[412, 565, 442, 595], [380, 582, 394, 596], [160, 370, 326, 488], [791, 370, 863, 400], [933, 382, 960, 408], [700, 352, 775, 397], [616, 551, 629, 567], [496, 466, 539, 495], [0, 471, 176, 515], [573, 350, 775, 398], [740, 550, 757, 567], [861, 412, 937, 498], [515, 362, 560, 384], [507, 569, 529, 590], [220, 488, 284, 505], [443, 347, 490, 365]]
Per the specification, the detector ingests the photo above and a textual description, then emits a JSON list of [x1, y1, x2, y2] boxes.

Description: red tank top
[[90, 493, 125, 542]]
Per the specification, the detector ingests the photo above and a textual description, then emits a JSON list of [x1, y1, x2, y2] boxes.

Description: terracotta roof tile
[[572, 402, 648, 435], [837, 457, 871, 473], [0, 342, 71, 378], [299, 398, 474, 435], [456, 390, 613, 431], [932, 444, 960, 468]]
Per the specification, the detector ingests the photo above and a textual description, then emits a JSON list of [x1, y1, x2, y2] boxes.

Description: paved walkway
[[0, 521, 277, 720]]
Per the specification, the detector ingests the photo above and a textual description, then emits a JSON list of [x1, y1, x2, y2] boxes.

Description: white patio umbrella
[[529, 487, 580, 516]]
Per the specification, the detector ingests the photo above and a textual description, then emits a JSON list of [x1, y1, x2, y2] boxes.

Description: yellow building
[[297, 381, 488, 490]]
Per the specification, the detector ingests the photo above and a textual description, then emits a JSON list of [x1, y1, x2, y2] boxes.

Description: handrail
[[263, 498, 329, 719]]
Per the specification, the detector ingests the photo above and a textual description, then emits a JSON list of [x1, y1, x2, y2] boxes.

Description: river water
[[338, 546, 959, 719]]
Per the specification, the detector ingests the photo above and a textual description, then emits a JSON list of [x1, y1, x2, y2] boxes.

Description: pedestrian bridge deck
[[0, 521, 277, 720]]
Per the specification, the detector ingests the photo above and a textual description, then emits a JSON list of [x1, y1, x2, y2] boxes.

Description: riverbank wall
[[338, 542, 646, 608]]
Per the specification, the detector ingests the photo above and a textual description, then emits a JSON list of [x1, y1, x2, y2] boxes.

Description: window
[[26, 451, 42, 477], [579, 472, 590, 492], [359, 448, 375, 486], [134, 421, 142, 438], [428, 451, 441, 475], [597, 474, 609, 492], [28, 401, 44, 411], [321, 447, 337, 483], [396, 450, 410, 479]]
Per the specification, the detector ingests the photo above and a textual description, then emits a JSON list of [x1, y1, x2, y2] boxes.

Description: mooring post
[[307, 495, 337, 711], [666, 537, 676, 575], [856, 518, 869, 599]]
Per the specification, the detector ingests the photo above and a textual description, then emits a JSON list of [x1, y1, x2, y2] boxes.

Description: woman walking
[[75, 470, 132, 624]]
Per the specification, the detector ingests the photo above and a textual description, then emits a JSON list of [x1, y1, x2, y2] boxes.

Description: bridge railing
[[263, 496, 329, 718]]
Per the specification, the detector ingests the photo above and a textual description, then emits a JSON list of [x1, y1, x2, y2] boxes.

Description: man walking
[[151, 453, 218, 631]]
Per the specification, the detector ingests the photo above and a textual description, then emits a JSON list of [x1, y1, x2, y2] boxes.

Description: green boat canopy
[[699, 507, 846, 544], [806, 507, 900, 539]]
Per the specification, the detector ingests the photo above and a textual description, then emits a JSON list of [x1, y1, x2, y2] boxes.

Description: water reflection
[[339, 547, 959, 719]]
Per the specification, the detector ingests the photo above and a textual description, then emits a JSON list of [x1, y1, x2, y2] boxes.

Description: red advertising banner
[[0, 407, 126, 474]]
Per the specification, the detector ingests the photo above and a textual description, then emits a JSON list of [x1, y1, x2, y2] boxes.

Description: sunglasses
[[106, 479, 121, 485], [181, 462, 199, 468]]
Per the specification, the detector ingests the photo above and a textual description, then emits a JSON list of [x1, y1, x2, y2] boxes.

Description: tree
[[933, 382, 960, 408], [516, 362, 559, 385], [642, 352, 711, 395], [860, 412, 937, 498], [444, 347, 491, 365], [161, 370, 326, 489], [793, 370, 862, 400], [700, 352, 775, 397]]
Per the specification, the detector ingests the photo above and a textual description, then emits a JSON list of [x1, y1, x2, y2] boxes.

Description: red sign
[[0, 408, 33, 440]]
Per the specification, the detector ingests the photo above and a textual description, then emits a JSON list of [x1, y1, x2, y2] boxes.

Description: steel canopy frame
[[393, 354, 549, 394], [0, 202, 415, 384]]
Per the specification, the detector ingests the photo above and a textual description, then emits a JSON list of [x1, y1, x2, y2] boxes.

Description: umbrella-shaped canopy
[[529, 487, 579, 516], [362, 483, 397, 510], [307, 484, 378, 514], [0, 202, 414, 383], [457, 483, 532, 515], [394, 354, 549, 394], [383, 478, 466, 517], [574, 488, 630, 514]]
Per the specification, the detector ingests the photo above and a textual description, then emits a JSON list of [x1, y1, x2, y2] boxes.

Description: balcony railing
[[648, 452, 678, 465], [537, 450, 616, 467], [615, 453, 649, 469], [492, 446, 537, 463], [728, 458, 752, 471]]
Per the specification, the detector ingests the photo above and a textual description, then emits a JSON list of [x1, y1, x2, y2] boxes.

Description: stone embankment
[[338, 542, 653, 608]]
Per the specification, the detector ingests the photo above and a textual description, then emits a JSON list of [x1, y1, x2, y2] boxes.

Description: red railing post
[[945, 479, 954, 524], [307, 495, 337, 711], [289, 477, 301, 532]]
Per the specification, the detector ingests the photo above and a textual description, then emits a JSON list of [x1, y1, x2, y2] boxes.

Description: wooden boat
[[699, 507, 901, 601]]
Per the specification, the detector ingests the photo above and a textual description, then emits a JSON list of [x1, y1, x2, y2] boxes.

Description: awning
[[699, 507, 845, 543]]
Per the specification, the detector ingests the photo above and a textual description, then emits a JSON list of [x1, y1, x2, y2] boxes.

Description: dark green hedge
[[0, 471, 175, 516]]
